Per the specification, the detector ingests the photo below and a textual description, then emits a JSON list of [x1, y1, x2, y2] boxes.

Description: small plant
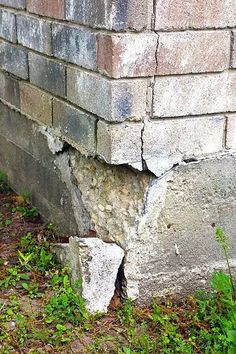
[[215, 227, 236, 300]]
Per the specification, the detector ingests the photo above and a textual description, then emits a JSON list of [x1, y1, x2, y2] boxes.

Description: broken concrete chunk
[[52, 237, 124, 313]]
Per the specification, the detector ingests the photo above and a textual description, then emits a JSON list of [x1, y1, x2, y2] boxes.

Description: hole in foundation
[[109, 257, 127, 309]]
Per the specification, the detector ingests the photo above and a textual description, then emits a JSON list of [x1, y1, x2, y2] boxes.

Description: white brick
[[97, 120, 142, 169], [153, 72, 236, 118], [226, 114, 236, 149]]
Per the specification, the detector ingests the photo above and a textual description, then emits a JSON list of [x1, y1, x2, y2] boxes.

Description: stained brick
[[53, 99, 97, 155], [97, 33, 157, 78], [153, 72, 236, 118], [52, 24, 97, 70], [17, 15, 52, 55], [0, 0, 25, 9], [155, 0, 236, 30], [67, 67, 148, 122], [231, 31, 236, 68], [66, 0, 151, 30], [27, 0, 65, 19], [0, 41, 28, 79], [20, 82, 52, 125], [0, 9, 16, 43], [29, 53, 65, 97], [156, 31, 230, 75], [0, 70, 20, 108]]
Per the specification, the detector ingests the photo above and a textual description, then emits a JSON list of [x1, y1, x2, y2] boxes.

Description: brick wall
[[0, 0, 236, 177]]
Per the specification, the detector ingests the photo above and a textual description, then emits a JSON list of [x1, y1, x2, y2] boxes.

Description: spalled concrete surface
[[52, 237, 124, 313]]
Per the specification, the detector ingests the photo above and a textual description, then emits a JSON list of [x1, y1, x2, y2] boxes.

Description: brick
[[0, 70, 20, 108], [27, 0, 65, 19], [53, 99, 97, 155], [143, 117, 225, 176], [0, 0, 25, 9], [67, 67, 148, 122], [226, 115, 236, 149], [97, 120, 142, 169], [155, 0, 236, 30], [231, 31, 236, 68], [153, 72, 236, 118], [52, 24, 96, 70], [156, 31, 230, 75], [20, 82, 52, 125], [97, 33, 158, 78], [29, 53, 65, 97], [0, 9, 16, 43], [66, 0, 152, 31], [0, 41, 28, 79], [17, 15, 52, 55]]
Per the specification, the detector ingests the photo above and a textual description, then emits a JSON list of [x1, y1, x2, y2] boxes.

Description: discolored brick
[[0, 41, 28, 79], [0, 9, 16, 43], [27, 0, 65, 19], [155, 0, 236, 30], [53, 99, 97, 155], [29, 53, 65, 97], [97, 33, 158, 78], [0, 70, 20, 108], [17, 15, 52, 55], [156, 31, 230, 75], [20, 82, 52, 125]]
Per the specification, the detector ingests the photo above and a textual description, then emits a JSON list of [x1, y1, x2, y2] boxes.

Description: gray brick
[[0, 70, 20, 108], [66, 0, 151, 31], [53, 99, 97, 155], [67, 67, 147, 122], [17, 15, 52, 55], [0, 9, 16, 43], [0, 0, 25, 9], [52, 23, 96, 70], [29, 52, 65, 97], [0, 41, 28, 79]]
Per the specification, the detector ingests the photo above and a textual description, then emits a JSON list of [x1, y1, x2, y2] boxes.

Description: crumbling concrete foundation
[[1, 0, 236, 311]]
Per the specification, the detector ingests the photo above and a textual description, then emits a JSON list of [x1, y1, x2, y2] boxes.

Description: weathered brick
[[52, 24, 96, 70], [27, 0, 65, 19], [143, 117, 225, 176], [0, 9, 16, 43], [226, 115, 236, 149], [67, 67, 148, 122], [0, 70, 20, 108], [156, 31, 230, 75], [97, 120, 142, 169], [17, 15, 52, 55], [97, 33, 158, 78], [153, 72, 236, 118], [155, 0, 236, 30], [66, 0, 152, 31], [0, 0, 25, 9], [0, 41, 28, 79], [29, 53, 65, 97], [20, 82, 52, 125], [53, 99, 97, 155], [231, 31, 236, 68]]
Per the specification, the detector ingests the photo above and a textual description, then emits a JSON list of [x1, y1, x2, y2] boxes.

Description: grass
[[0, 173, 236, 353]]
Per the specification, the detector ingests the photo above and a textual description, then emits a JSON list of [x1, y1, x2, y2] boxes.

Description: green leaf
[[211, 271, 231, 295], [56, 324, 67, 332]]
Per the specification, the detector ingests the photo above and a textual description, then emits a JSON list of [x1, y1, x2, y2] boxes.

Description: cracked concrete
[[2, 102, 236, 310]]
